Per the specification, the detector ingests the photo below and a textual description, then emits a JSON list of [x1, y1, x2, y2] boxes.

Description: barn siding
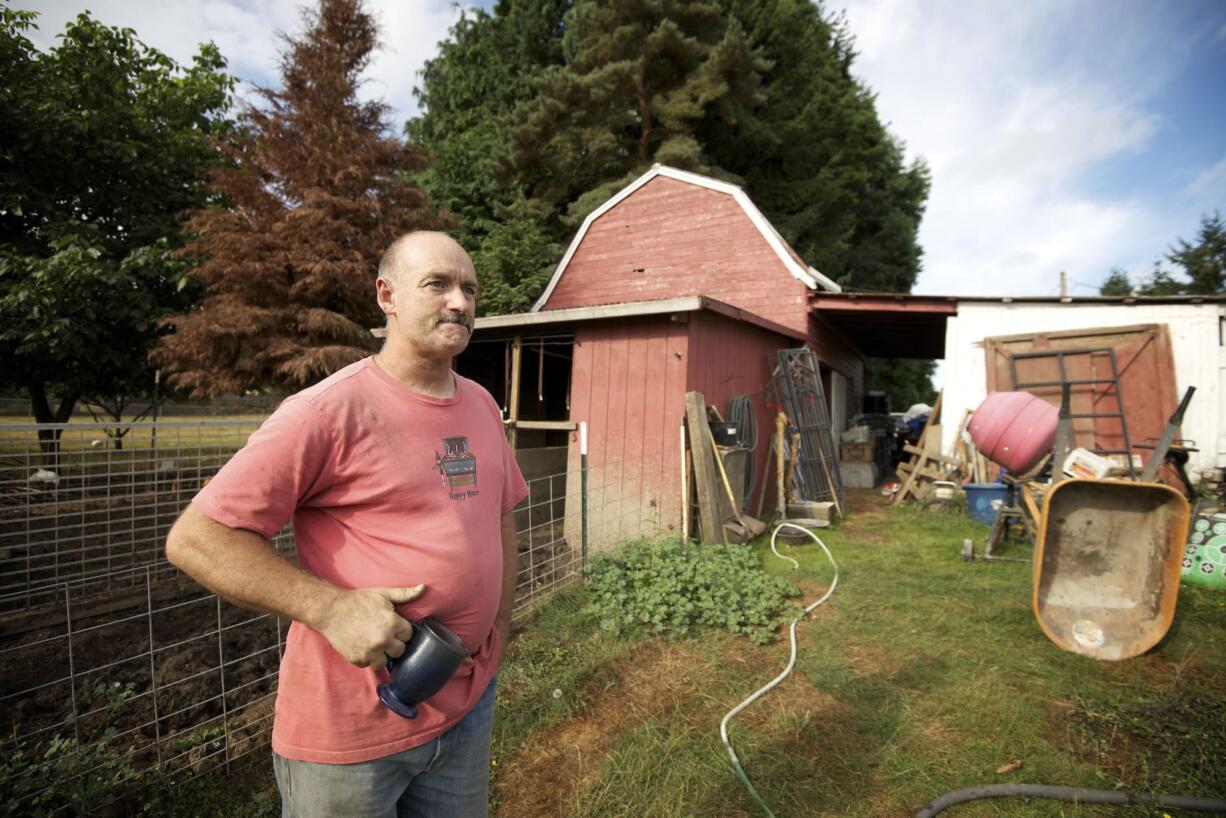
[[542, 176, 811, 337], [564, 316, 688, 550], [685, 310, 794, 517]]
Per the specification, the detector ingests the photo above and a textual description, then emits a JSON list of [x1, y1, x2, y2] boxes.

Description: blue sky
[[17, 0, 1226, 298]]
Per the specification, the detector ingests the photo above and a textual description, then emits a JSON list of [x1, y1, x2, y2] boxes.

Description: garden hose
[[720, 522, 839, 818], [717, 528, 1226, 818], [916, 783, 1226, 816]]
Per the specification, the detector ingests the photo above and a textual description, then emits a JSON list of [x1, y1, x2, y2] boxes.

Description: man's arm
[[494, 509, 519, 653], [165, 504, 421, 668]]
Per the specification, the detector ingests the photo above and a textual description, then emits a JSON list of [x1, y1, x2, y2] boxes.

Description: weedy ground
[[57, 489, 1222, 816], [490, 490, 1226, 818]]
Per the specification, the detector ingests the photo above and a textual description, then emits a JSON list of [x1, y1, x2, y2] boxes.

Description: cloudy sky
[[17, 0, 1226, 297]]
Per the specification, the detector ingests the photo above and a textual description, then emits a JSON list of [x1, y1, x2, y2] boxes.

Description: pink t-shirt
[[193, 357, 528, 763]]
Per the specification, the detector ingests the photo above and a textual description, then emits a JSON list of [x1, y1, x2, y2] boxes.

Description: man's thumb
[[380, 584, 425, 605]]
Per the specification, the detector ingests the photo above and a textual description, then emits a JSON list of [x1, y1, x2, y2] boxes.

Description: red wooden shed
[[458, 165, 869, 549]]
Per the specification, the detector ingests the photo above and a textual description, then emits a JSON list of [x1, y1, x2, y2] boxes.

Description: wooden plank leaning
[[685, 391, 725, 544]]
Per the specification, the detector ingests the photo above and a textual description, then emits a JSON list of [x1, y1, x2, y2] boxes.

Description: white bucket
[[1063, 448, 1112, 480]]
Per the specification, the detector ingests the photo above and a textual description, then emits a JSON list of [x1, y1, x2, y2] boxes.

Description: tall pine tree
[[1165, 210, 1225, 295], [408, 0, 569, 315], [718, 0, 929, 293], [502, 0, 771, 227], [156, 0, 446, 395]]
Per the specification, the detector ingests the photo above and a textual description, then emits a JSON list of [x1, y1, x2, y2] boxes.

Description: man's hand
[[315, 585, 425, 668]]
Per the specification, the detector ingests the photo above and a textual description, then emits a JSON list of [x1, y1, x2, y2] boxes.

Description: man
[[165, 231, 527, 817]]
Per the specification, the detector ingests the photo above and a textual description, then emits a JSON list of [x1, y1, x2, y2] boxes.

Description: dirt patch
[[842, 641, 897, 676], [493, 640, 709, 817], [736, 671, 847, 733]]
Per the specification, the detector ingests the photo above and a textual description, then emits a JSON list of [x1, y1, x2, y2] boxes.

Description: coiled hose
[[727, 395, 758, 506], [720, 522, 838, 818]]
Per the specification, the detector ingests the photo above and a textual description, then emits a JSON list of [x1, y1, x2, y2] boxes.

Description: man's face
[[378, 234, 478, 361]]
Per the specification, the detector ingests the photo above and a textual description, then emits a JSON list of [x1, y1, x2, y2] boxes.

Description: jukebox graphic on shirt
[[435, 436, 477, 494]]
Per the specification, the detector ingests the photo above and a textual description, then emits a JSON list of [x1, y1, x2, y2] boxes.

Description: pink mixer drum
[[969, 392, 1059, 474]]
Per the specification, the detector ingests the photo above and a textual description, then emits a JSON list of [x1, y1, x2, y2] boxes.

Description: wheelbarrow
[[1032, 478, 1189, 660]]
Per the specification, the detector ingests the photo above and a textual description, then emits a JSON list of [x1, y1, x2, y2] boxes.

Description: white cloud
[[1186, 153, 1226, 197], [836, 0, 1201, 297], [13, 0, 466, 124]]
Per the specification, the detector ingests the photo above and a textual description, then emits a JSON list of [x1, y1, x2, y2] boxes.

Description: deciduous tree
[[0, 9, 232, 449]]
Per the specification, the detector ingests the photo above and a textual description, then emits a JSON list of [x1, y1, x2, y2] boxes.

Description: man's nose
[[444, 285, 471, 311]]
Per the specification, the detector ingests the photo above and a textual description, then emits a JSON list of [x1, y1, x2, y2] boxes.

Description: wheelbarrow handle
[[1139, 386, 1196, 482], [1169, 385, 1196, 426]]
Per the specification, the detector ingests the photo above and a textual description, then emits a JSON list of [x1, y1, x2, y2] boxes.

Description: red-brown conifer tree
[[156, 0, 448, 395]]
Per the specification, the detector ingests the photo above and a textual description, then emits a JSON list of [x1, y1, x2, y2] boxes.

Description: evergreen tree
[[408, 0, 569, 315], [718, 0, 929, 293], [1136, 266, 1185, 296], [1165, 210, 1225, 295], [1099, 268, 1134, 295], [501, 0, 771, 226], [156, 0, 447, 396]]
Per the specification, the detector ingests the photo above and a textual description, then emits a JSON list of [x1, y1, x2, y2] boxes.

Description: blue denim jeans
[[272, 678, 496, 818]]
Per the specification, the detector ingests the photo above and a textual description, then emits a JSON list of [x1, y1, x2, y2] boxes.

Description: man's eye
[[427, 279, 445, 288]]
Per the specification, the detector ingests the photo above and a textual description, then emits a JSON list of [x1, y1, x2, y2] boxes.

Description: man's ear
[[375, 277, 396, 316]]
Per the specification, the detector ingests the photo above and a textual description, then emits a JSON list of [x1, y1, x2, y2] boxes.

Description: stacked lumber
[[683, 391, 767, 544], [892, 394, 961, 504]]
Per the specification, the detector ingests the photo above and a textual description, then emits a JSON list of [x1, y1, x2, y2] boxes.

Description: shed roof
[[475, 295, 807, 341], [530, 165, 841, 312], [807, 290, 1226, 360]]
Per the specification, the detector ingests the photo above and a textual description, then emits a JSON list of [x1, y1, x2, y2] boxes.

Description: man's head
[[376, 231, 477, 361]]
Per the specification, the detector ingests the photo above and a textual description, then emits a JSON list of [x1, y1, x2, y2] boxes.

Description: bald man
[[166, 232, 527, 817]]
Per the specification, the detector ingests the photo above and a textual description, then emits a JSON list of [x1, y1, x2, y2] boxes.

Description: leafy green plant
[[583, 539, 799, 644], [0, 682, 147, 816]]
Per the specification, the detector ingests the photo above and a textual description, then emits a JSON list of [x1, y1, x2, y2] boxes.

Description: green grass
[[490, 499, 1226, 817], [0, 414, 267, 460]]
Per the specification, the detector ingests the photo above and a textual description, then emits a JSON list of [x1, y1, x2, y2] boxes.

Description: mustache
[[434, 312, 473, 331]]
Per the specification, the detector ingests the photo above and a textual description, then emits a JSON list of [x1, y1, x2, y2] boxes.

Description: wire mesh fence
[[0, 419, 679, 813]]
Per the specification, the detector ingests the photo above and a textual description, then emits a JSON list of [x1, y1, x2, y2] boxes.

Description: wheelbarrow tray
[[1032, 478, 1189, 660]]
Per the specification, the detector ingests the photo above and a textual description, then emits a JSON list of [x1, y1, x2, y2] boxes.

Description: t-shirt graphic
[[436, 435, 477, 494]]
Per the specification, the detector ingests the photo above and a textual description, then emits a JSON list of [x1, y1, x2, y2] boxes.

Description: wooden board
[[685, 391, 725, 544]]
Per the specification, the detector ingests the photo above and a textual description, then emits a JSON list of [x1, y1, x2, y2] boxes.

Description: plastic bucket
[[965, 483, 1011, 525]]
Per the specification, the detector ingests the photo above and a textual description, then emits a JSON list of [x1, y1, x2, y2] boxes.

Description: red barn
[[458, 165, 868, 550]]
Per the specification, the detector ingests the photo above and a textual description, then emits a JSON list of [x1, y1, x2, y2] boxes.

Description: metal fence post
[[579, 421, 588, 568]]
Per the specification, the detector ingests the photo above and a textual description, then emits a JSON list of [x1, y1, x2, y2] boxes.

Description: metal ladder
[[1008, 347, 1136, 479]]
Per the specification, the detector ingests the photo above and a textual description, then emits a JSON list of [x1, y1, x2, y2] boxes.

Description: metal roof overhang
[[809, 293, 956, 359]]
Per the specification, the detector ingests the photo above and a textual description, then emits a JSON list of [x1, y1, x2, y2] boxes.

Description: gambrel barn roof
[[532, 165, 841, 324]]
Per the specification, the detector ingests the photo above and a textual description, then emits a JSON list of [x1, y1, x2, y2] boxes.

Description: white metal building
[[941, 296, 1226, 474]]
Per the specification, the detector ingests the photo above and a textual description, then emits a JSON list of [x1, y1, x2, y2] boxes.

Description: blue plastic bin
[[965, 483, 1011, 526]]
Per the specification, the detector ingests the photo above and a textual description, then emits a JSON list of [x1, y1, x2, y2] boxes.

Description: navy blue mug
[[377, 618, 471, 719]]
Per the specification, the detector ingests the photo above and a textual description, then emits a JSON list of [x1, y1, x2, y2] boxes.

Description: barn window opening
[[456, 334, 575, 450]]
